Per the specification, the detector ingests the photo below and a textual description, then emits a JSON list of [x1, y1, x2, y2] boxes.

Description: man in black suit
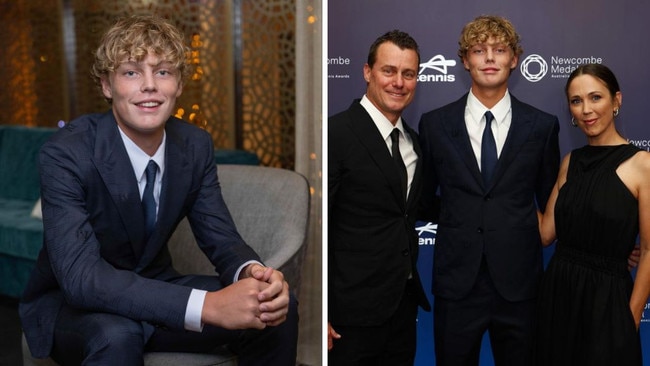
[[418, 15, 560, 366], [328, 30, 431, 365], [20, 15, 297, 365]]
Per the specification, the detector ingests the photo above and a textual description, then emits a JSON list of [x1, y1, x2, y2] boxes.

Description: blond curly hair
[[457, 15, 523, 60]]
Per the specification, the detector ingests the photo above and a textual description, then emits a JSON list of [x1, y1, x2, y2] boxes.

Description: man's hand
[[201, 278, 270, 330], [243, 263, 291, 326], [328, 322, 341, 350], [201, 263, 290, 330]]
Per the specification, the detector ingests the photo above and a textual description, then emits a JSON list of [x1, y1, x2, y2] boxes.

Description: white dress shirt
[[464, 89, 512, 172], [360, 95, 417, 198]]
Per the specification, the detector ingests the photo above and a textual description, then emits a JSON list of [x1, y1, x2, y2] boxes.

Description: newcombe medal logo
[[519, 53, 604, 80], [520, 54, 548, 82]]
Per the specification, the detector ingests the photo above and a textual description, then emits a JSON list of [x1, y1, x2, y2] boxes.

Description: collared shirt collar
[[360, 94, 406, 141], [118, 127, 167, 183], [466, 89, 512, 126]]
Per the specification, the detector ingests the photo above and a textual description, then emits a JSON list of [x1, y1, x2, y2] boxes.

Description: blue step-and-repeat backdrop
[[327, 0, 650, 364]]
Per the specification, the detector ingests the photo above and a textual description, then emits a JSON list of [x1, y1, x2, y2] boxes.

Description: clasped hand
[[201, 263, 290, 330]]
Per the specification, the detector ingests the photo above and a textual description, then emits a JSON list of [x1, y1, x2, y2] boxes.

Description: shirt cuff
[[234, 260, 264, 282], [184, 288, 207, 332], [184, 260, 263, 332]]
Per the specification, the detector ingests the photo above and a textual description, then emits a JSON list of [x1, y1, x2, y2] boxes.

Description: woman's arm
[[628, 151, 650, 328]]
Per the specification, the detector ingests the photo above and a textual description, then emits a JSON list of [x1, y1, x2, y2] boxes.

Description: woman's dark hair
[[565, 63, 620, 98]]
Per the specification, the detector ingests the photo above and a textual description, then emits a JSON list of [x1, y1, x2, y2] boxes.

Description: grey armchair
[[23, 164, 310, 366]]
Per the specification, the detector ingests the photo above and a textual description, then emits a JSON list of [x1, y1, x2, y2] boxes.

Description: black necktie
[[390, 128, 408, 200], [481, 111, 497, 186], [142, 160, 158, 239]]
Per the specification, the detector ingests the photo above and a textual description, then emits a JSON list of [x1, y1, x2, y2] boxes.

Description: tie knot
[[484, 111, 494, 126], [390, 128, 400, 143], [145, 160, 158, 181]]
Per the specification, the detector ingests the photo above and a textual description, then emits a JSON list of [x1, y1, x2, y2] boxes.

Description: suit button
[[402, 249, 409, 256], [477, 227, 483, 233], [484, 194, 491, 201]]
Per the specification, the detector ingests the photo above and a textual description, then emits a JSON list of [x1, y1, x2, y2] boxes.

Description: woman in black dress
[[535, 63, 650, 365]]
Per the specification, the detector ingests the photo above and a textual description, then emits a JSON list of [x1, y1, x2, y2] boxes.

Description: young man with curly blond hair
[[418, 15, 560, 366], [20, 15, 297, 365]]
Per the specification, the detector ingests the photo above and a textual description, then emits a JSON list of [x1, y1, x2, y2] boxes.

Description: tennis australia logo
[[418, 55, 456, 83], [417, 222, 437, 245], [520, 54, 548, 82]]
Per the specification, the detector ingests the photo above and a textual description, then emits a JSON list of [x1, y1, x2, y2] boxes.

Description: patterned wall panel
[[241, 0, 296, 168], [0, 1, 66, 127], [0, 0, 296, 168]]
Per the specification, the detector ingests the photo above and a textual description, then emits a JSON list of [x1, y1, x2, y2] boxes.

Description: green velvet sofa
[[0, 124, 259, 299], [0, 125, 56, 298]]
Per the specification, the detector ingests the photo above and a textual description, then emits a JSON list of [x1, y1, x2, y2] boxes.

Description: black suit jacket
[[418, 94, 560, 302], [20, 111, 260, 358], [329, 100, 430, 327]]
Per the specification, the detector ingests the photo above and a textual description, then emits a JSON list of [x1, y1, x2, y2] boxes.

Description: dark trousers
[[434, 259, 536, 366], [51, 274, 298, 366], [328, 280, 419, 366]]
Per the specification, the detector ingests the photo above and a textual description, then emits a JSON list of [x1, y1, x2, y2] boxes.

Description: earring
[[614, 109, 619, 117], [571, 117, 577, 127]]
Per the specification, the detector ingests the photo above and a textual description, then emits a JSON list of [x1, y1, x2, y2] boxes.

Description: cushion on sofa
[[0, 125, 56, 201], [0, 126, 56, 297]]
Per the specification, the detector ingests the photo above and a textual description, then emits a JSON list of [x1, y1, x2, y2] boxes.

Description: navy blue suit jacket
[[20, 111, 260, 358], [418, 94, 560, 302], [329, 100, 430, 327]]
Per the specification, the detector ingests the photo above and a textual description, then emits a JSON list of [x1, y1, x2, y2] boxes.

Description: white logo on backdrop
[[418, 55, 457, 82], [417, 222, 437, 246], [520, 54, 548, 82], [416, 222, 438, 236], [327, 55, 352, 79], [419, 55, 457, 74], [520, 53, 604, 80]]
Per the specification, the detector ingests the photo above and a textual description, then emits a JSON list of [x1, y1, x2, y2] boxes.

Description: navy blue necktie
[[142, 160, 158, 239], [481, 111, 497, 186], [390, 128, 408, 200]]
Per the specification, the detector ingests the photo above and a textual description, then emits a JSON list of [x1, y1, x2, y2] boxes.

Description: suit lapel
[[346, 101, 405, 206], [490, 96, 535, 187], [442, 96, 484, 188], [405, 124, 421, 210], [93, 112, 146, 257], [442, 95, 537, 191]]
